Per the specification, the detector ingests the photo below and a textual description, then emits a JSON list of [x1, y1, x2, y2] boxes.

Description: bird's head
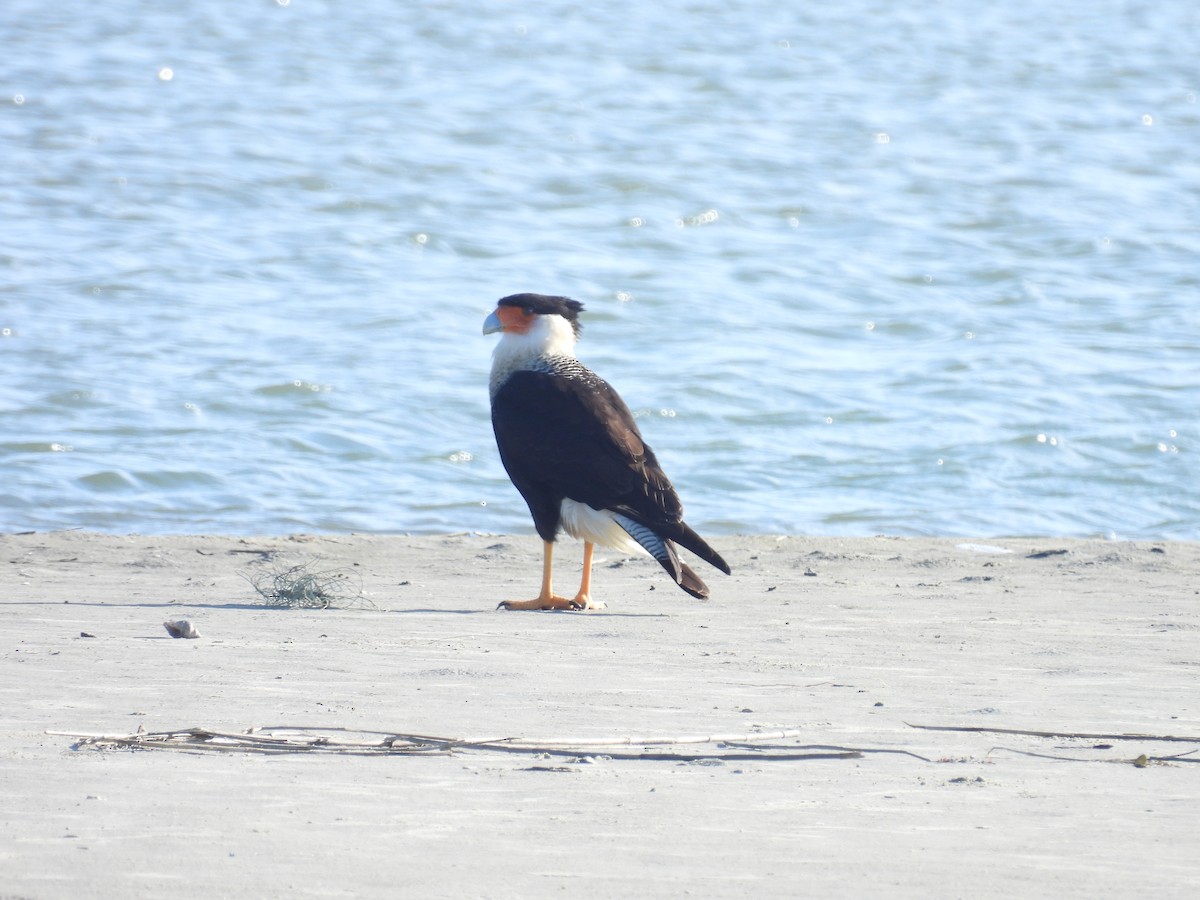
[[483, 293, 584, 357]]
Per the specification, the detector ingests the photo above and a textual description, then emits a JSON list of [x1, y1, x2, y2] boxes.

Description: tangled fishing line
[[241, 558, 372, 610]]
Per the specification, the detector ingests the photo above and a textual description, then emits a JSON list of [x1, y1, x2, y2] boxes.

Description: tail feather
[[611, 512, 681, 582], [671, 521, 731, 575], [678, 562, 710, 599], [612, 512, 724, 599]]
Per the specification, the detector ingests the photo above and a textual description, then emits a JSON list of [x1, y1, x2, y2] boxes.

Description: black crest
[[498, 293, 584, 337]]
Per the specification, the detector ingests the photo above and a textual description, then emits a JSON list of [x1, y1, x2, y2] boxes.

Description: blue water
[[2, 1, 1197, 538]]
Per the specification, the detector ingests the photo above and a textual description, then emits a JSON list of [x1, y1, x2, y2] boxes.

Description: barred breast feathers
[[489, 313, 593, 398]]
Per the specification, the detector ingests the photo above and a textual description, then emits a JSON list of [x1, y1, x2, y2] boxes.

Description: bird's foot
[[570, 593, 606, 611], [496, 594, 604, 612], [497, 595, 579, 611]]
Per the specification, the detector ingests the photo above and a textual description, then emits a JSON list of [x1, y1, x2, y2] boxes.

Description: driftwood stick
[[988, 746, 1200, 765], [50, 724, 879, 761], [907, 723, 1200, 743], [455, 727, 813, 748], [220, 726, 823, 750]]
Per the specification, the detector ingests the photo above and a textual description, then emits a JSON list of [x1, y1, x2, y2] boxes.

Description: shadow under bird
[[483, 293, 730, 610]]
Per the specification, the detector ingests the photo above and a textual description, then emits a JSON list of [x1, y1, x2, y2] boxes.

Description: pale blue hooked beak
[[482, 310, 503, 335]]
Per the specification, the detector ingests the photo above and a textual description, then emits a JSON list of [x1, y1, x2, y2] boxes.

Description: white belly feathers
[[558, 498, 647, 557]]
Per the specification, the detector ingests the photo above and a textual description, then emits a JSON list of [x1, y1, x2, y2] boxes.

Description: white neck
[[492, 314, 577, 364], [490, 314, 579, 395]]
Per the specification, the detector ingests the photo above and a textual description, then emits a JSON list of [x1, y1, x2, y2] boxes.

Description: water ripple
[[1, 0, 1197, 538]]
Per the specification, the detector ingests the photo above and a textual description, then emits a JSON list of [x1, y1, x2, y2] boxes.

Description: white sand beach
[[2, 531, 1198, 898]]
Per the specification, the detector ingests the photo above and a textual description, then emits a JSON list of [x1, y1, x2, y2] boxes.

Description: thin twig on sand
[[907, 723, 1200, 743], [49, 725, 906, 761]]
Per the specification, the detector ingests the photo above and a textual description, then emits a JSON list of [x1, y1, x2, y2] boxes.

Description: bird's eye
[[523, 307, 534, 316]]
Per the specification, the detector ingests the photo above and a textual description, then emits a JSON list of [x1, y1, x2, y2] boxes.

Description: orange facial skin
[[493, 304, 535, 334]]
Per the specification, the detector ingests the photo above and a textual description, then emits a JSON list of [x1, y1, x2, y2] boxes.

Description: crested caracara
[[483, 293, 729, 610]]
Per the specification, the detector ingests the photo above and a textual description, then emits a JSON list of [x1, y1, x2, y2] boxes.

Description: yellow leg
[[497, 541, 604, 611], [570, 542, 605, 609], [497, 541, 576, 611]]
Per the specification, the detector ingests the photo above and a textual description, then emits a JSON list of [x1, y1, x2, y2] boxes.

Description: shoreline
[[4, 532, 1198, 898]]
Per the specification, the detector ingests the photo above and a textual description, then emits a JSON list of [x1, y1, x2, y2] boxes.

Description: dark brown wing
[[492, 368, 676, 519], [491, 366, 729, 577]]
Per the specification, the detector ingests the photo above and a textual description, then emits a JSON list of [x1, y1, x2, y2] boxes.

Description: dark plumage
[[484, 293, 729, 609], [497, 292, 584, 333]]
